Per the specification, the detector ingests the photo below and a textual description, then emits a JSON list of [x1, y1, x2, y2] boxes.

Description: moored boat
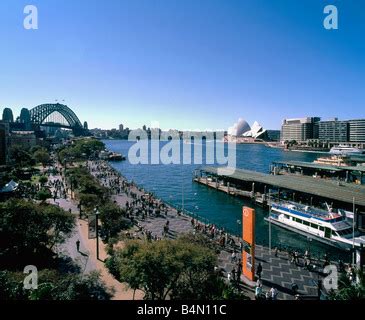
[[329, 145, 363, 155], [266, 201, 365, 250]]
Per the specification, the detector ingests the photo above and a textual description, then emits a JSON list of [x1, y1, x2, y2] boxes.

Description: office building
[[318, 119, 349, 142], [349, 119, 365, 143], [266, 130, 281, 142], [281, 117, 320, 142], [10, 131, 37, 150]]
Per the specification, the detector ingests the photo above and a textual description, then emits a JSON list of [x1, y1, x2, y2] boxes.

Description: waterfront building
[[281, 117, 320, 143], [9, 131, 37, 150], [227, 118, 269, 140], [119, 123, 124, 132], [349, 119, 365, 143], [318, 119, 349, 142], [228, 118, 251, 136], [266, 130, 281, 142]]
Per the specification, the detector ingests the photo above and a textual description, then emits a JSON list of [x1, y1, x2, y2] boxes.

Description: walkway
[[91, 161, 320, 300], [47, 169, 143, 300]]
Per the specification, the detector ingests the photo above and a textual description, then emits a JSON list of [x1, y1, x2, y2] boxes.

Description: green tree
[[328, 270, 365, 300], [33, 149, 50, 166], [106, 236, 244, 300], [0, 199, 75, 267], [0, 270, 112, 300], [9, 145, 34, 167], [36, 188, 52, 203], [57, 138, 105, 163], [79, 193, 100, 213], [99, 203, 130, 241], [39, 175, 48, 186]]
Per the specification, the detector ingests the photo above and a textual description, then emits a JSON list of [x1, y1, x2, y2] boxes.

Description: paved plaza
[[111, 184, 319, 300]]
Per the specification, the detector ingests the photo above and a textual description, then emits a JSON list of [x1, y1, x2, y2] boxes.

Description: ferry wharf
[[194, 166, 365, 229]]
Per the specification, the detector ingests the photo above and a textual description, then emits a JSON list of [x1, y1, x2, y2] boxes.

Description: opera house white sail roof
[[228, 119, 267, 139]]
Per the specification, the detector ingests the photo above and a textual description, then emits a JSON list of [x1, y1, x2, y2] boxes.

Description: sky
[[0, 0, 364, 130]]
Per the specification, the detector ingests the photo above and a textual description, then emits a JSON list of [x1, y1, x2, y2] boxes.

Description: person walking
[[76, 239, 80, 252], [270, 287, 278, 300], [256, 262, 263, 279], [231, 251, 237, 263], [255, 284, 263, 300]]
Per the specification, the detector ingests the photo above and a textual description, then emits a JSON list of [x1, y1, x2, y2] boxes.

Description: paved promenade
[[91, 161, 321, 300], [47, 169, 143, 300]]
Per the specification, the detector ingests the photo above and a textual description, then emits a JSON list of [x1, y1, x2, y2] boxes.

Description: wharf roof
[[202, 166, 365, 207]]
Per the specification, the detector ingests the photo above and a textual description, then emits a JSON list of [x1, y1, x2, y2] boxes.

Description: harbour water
[[104, 140, 350, 261]]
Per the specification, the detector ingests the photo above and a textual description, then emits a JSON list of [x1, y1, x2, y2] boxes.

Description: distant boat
[[266, 201, 365, 250], [329, 145, 363, 155], [99, 150, 126, 161]]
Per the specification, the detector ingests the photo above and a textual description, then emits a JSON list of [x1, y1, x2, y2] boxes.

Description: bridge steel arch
[[29, 103, 83, 129]]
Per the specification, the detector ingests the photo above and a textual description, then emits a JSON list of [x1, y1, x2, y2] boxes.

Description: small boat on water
[[329, 145, 363, 155], [99, 150, 126, 161], [266, 201, 365, 250]]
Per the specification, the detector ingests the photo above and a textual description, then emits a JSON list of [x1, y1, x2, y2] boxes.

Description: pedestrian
[[265, 291, 271, 300], [294, 251, 299, 265], [76, 239, 80, 252], [231, 251, 237, 263], [274, 247, 278, 257], [270, 287, 278, 300], [231, 268, 237, 282], [256, 262, 263, 279], [255, 285, 263, 300], [256, 278, 262, 287], [338, 259, 345, 273]]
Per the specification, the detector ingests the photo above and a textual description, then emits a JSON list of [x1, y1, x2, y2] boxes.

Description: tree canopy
[[106, 236, 247, 300], [58, 138, 105, 163], [0, 269, 112, 301], [0, 199, 75, 268]]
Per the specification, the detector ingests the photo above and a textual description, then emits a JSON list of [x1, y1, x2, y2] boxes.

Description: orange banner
[[242, 207, 256, 281]]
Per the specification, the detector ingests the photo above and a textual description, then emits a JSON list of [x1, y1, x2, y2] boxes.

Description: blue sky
[[0, 0, 364, 130]]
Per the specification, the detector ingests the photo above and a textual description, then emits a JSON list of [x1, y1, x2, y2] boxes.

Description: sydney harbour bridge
[[2, 103, 88, 136]]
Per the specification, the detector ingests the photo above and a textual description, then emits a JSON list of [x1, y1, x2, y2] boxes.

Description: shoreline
[[92, 160, 327, 299], [104, 161, 227, 233]]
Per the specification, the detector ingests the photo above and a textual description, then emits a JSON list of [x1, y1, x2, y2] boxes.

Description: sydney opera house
[[225, 118, 270, 143]]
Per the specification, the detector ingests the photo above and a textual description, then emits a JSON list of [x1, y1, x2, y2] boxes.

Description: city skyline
[[1, 1, 365, 131]]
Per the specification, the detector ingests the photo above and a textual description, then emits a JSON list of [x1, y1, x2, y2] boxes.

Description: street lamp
[[94, 207, 100, 261]]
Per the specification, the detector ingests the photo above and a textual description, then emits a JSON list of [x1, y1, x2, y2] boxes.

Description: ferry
[[329, 145, 363, 155], [266, 201, 365, 250], [99, 150, 126, 161]]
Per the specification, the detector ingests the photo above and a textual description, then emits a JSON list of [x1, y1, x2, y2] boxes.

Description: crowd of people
[[62, 158, 358, 301]]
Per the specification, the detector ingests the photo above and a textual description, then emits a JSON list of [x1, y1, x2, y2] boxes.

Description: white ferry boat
[[266, 202, 365, 250], [329, 145, 363, 155]]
